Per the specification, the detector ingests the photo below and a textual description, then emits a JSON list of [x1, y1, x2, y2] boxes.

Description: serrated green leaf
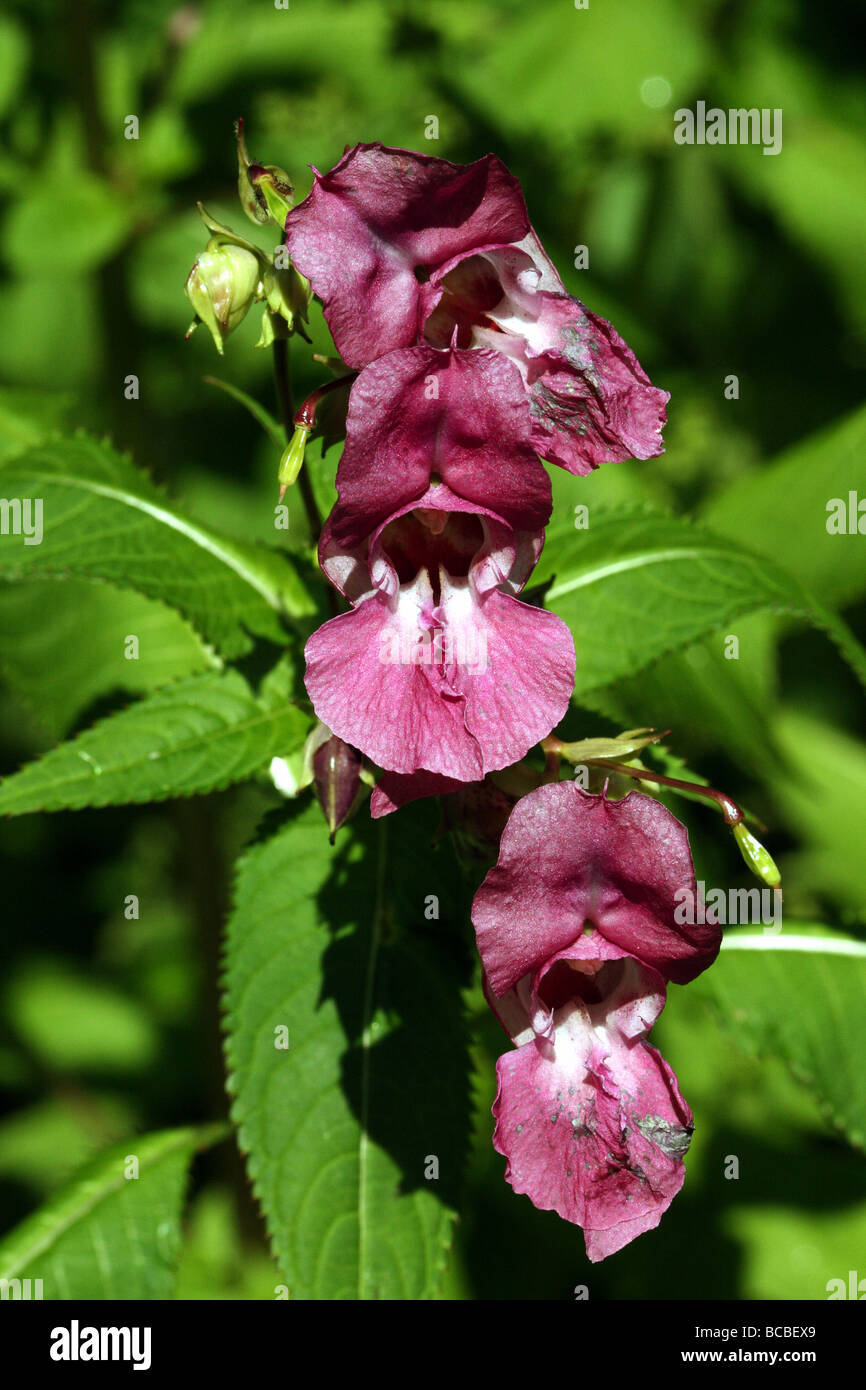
[[0, 668, 311, 815], [693, 927, 866, 1152], [535, 509, 866, 697], [0, 579, 215, 739], [0, 1125, 225, 1299], [0, 433, 316, 657], [224, 800, 471, 1300]]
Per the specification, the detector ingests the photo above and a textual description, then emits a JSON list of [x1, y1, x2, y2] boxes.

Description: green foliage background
[[0, 0, 864, 1300]]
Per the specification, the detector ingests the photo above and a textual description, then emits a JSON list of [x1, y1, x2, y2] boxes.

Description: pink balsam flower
[[305, 485, 575, 781], [285, 142, 668, 475], [487, 937, 693, 1262], [304, 347, 574, 783], [471, 783, 721, 1255]]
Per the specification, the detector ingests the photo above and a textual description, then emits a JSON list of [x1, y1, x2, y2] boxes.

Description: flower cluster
[[288, 143, 668, 804], [472, 782, 721, 1261], [286, 142, 713, 1260]]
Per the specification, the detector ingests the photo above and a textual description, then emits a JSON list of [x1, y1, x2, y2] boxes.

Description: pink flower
[[470, 783, 721, 1253], [304, 345, 574, 783], [304, 484, 575, 780], [285, 142, 668, 475], [472, 782, 721, 990], [487, 936, 693, 1262]]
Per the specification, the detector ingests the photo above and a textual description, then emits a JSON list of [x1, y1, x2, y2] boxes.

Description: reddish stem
[[293, 373, 357, 430], [585, 759, 745, 825]]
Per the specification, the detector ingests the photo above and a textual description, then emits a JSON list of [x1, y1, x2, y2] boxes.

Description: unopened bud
[[236, 118, 293, 227], [277, 424, 310, 496], [185, 243, 260, 354], [313, 735, 363, 842], [732, 821, 782, 889], [261, 262, 311, 335]]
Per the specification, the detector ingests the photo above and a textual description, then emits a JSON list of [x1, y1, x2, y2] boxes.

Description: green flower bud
[[732, 821, 782, 889], [185, 242, 261, 354], [236, 118, 294, 228], [277, 424, 310, 497], [255, 308, 281, 349], [260, 262, 311, 335]]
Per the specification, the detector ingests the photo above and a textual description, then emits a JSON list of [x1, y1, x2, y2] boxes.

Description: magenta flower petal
[[521, 298, 669, 474], [328, 346, 552, 549], [440, 249, 669, 474], [287, 143, 667, 472], [472, 782, 721, 991], [305, 489, 575, 779], [304, 574, 483, 780], [284, 143, 529, 367], [490, 948, 693, 1261], [370, 770, 466, 819], [436, 572, 576, 767]]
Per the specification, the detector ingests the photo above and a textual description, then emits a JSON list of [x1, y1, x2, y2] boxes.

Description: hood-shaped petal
[[327, 346, 552, 548], [472, 782, 721, 991], [284, 143, 529, 367]]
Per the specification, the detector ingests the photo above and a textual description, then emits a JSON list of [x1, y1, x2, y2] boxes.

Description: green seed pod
[[185, 242, 261, 354], [732, 821, 782, 889]]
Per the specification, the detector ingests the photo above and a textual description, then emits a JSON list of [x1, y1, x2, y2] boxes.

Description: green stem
[[271, 334, 323, 541]]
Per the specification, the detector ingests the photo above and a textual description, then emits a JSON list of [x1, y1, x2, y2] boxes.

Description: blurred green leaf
[[771, 709, 866, 914], [449, 0, 708, 144], [0, 1099, 133, 1194], [5, 960, 157, 1074], [0, 1124, 225, 1299], [0, 667, 311, 815], [0, 580, 214, 740], [175, 1186, 279, 1301], [0, 276, 99, 388], [581, 616, 780, 777], [724, 117, 866, 340], [693, 927, 866, 1152], [0, 433, 316, 656], [0, 387, 72, 464], [705, 402, 866, 608], [224, 799, 471, 1299], [0, 16, 28, 119], [2, 172, 135, 277]]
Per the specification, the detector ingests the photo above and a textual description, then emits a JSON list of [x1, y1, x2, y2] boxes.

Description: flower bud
[[261, 262, 311, 335], [312, 734, 363, 842], [236, 118, 294, 228], [732, 821, 782, 889], [277, 424, 310, 497], [185, 242, 261, 354]]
